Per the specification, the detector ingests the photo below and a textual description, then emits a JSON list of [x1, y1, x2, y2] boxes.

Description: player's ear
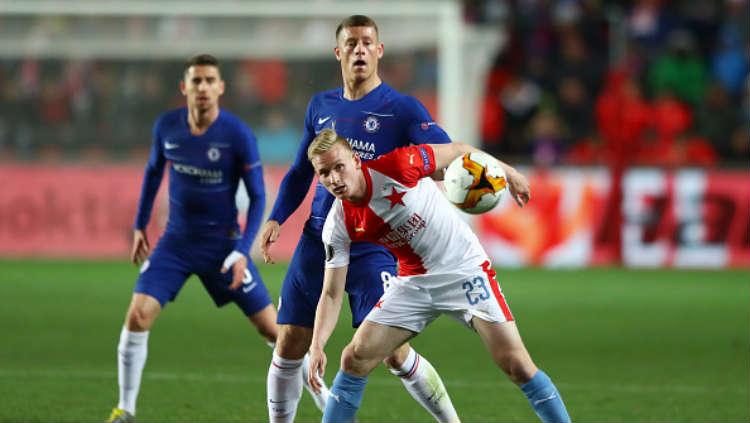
[[353, 152, 361, 169], [377, 42, 384, 59], [218, 79, 225, 96], [334, 45, 342, 61]]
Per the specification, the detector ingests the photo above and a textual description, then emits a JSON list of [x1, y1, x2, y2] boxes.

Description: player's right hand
[[505, 167, 531, 207], [259, 220, 281, 264], [307, 346, 327, 394], [130, 229, 150, 265]]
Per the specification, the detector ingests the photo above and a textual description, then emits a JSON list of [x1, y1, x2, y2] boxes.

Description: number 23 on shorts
[[463, 276, 491, 305]]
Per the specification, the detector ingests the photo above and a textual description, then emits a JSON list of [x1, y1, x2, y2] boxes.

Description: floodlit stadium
[[0, 1, 748, 422]]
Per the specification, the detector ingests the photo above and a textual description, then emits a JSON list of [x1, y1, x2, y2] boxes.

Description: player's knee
[[340, 341, 376, 375], [382, 343, 410, 369], [248, 309, 278, 345], [254, 323, 277, 345], [125, 303, 157, 331], [498, 352, 536, 384], [274, 325, 311, 359], [340, 345, 360, 373]]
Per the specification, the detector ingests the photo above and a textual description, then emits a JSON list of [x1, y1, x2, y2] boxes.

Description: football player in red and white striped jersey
[[306, 128, 571, 423]]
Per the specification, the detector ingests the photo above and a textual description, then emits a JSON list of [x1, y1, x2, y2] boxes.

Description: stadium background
[[0, 0, 747, 421]]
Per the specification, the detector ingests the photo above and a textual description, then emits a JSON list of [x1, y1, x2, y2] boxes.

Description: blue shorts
[[134, 232, 272, 316], [277, 228, 396, 328]]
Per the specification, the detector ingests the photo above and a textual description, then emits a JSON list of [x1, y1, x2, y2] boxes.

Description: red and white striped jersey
[[322, 145, 489, 277]]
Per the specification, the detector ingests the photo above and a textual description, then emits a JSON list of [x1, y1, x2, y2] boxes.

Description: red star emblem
[[384, 187, 406, 209], [375, 299, 384, 309]]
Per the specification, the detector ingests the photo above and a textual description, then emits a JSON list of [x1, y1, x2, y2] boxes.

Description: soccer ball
[[443, 151, 508, 214]]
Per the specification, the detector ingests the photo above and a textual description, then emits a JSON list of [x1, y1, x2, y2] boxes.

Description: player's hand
[[307, 346, 327, 394], [130, 229, 150, 265], [221, 251, 248, 290], [505, 167, 531, 207], [259, 220, 281, 264]]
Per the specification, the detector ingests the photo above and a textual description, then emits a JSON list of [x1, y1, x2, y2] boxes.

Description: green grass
[[0, 260, 747, 422]]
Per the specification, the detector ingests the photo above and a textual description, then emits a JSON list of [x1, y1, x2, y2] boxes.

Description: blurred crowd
[[472, 0, 749, 167], [0, 0, 747, 167], [0, 53, 437, 164]]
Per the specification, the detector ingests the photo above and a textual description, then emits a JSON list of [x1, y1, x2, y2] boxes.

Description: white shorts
[[364, 264, 514, 333]]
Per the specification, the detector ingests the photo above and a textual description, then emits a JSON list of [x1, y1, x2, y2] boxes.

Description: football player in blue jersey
[[106, 54, 325, 423], [260, 15, 460, 423]]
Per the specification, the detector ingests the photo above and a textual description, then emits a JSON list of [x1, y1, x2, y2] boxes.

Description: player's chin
[[331, 187, 347, 198], [195, 97, 213, 107], [350, 65, 369, 76]]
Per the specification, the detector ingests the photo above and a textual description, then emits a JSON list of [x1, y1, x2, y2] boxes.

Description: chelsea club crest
[[207, 147, 221, 161], [363, 115, 380, 133]]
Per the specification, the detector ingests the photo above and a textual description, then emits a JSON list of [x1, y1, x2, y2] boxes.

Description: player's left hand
[[505, 167, 531, 207], [307, 346, 327, 394], [221, 250, 248, 290]]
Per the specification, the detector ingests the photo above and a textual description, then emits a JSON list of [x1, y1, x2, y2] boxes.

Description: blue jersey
[[273, 83, 451, 328], [270, 82, 450, 240], [134, 108, 266, 255]]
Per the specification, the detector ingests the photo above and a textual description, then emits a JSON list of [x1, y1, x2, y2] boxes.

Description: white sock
[[116, 327, 149, 415], [264, 341, 329, 414], [267, 352, 304, 423], [302, 353, 330, 412], [390, 348, 460, 423]]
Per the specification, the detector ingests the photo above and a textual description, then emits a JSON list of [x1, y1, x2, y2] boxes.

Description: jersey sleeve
[[321, 200, 351, 269], [398, 95, 452, 145], [368, 144, 437, 187], [268, 98, 317, 225], [236, 124, 266, 255], [133, 117, 167, 230]]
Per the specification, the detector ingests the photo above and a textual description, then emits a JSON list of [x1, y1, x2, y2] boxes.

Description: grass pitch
[[0, 260, 747, 422]]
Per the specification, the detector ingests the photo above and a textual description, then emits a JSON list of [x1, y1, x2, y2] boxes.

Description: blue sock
[[322, 370, 368, 423], [520, 370, 571, 423]]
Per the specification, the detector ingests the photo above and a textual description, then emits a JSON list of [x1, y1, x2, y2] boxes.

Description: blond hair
[[307, 128, 352, 161]]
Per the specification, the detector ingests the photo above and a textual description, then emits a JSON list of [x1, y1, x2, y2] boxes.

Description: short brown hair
[[184, 54, 220, 75], [335, 15, 379, 40], [307, 128, 352, 161]]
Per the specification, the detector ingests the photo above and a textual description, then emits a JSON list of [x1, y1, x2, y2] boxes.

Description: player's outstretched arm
[[130, 229, 150, 265], [308, 265, 348, 393], [429, 142, 531, 207]]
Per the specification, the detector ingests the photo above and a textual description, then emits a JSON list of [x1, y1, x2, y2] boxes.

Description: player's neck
[[346, 172, 369, 205], [343, 75, 382, 101], [187, 106, 219, 136]]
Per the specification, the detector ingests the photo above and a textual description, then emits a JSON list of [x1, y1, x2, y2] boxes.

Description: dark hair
[[184, 54, 220, 75], [335, 15, 379, 40]]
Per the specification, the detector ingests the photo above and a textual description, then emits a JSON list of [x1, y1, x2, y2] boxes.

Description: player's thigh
[[276, 231, 325, 328], [247, 303, 278, 344], [343, 320, 415, 375], [346, 251, 397, 328], [199, 255, 273, 317], [473, 318, 536, 382], [133, 235, 192, 310]]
